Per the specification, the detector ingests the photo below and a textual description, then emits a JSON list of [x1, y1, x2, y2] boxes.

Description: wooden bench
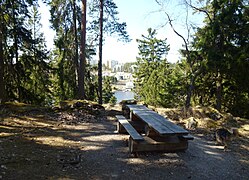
[[116, 115, 144, 141], [116, 115, 144, 153]]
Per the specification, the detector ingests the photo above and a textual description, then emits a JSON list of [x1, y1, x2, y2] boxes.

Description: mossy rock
[[58, 100, 105, 116], [197, 117, 219, 129], [59, 100, 98, 109], [1, 102, 48, 114]]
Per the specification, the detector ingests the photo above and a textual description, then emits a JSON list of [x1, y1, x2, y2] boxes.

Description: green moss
[[1, 102, 49, 114]]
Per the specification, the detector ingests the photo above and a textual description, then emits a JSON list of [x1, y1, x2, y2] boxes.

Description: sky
[[40, 0, 205, 64]]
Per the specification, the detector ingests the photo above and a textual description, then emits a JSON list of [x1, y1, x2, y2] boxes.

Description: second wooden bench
[[116, 115, 144, 153]]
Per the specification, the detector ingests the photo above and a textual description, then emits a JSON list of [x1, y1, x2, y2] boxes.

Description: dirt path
[[0, 106, 248, 180]]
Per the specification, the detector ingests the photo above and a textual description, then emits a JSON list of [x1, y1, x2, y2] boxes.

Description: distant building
[[110, 60, 119, 69], [125, 81, 134, 89], [114, 72, 132, 81], [113, 64, 123, 72], [106, 60, 110, 69]]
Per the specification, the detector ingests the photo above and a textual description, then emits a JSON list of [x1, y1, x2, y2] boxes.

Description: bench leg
[[128, 136, 140, 153], [128, 136, 133, 153], [117, 121, 127, 133], [130, 112, 141, 121]]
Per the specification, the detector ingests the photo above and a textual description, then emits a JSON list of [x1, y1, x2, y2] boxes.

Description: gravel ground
[[0, 105, 248, 180]]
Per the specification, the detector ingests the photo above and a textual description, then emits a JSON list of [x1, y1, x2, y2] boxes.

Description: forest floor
[[0, 102, 249, 180]]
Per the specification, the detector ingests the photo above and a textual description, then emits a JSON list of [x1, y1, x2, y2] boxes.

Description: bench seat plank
[[116, 115, 144, 141]]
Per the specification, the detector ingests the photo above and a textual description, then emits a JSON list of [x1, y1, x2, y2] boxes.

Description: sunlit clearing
[[0, 132, 16, 137], [80, 134, 117, 150], [239, 159, 249, 165], [241, 144, 249, 151], [0, 125, 15, 130], [31, 120, 52, 127], [124, 158, 146, 165], [8, 116, 52, 127], [241, 124, 249, 130], [204, 150, 223, 157], [33, 136, 82, 148]]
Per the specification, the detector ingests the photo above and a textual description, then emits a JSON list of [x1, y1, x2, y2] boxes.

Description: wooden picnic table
[[116, 104, 193, 153]]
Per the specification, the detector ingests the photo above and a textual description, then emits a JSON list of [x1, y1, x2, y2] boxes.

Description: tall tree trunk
[[73, 0, 79, 98], [98, 0, 103, 104], [58, 50, 66, 100], [216, 71, 222, 111], [0, 6, 5, 103], [12, 0, 20, 101], [32, 6, 38, 96], [78, 0, 87, 99], [185, 75, 194, 108]]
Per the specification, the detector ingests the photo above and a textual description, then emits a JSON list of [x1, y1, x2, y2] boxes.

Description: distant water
[[114, 90, 135, 103]]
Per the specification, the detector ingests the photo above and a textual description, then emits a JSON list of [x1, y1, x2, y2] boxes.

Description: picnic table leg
[[130, 111, 141, 121], [145, 124, 158, 137]]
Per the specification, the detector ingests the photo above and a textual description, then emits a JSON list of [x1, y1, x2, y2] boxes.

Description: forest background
[[0, 0, 249, 118]]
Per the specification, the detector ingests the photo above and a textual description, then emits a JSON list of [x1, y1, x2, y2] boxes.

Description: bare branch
[[155, 0, 162, 6], [185, 2, 190, 45], [154, 0, 189, 53], [184, 0, 212, 23], [165, 12, 189, 53]]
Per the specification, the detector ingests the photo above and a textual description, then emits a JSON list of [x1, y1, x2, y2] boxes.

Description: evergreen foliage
[[0, 0, 52, 105], [134, 28, 171, 107], [191, 0, 249, 116], [123, 62, 136, 73], [102, 76, 116, 104], [49, 0, 81, 102]]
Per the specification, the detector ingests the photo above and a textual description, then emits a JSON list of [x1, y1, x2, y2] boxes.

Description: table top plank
[[133, 110, 176, 135], [126, 104, 150, 111], [128, 105, 189, 135], [148, 111, 188, 135]]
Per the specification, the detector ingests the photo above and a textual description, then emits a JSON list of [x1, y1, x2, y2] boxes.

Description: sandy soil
[[0, 104, 248, 180]]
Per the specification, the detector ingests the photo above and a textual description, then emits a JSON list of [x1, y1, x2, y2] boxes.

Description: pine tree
[[24, 2, 52, 105], [193, 0, 249, 115], [1, 0, 52, 104], [0, 3, 5, 103], [50, 0, 82, 101], [79, 0, 87, 99], [88, 0, 130, 104], [135, 28, 170, 105]]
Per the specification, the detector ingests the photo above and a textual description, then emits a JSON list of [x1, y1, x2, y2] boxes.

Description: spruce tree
[[193, 0, 249, 116], [135, 28, 170, 106]]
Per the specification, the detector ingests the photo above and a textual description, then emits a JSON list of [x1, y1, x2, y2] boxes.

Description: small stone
[[1, 165, 7, 169]]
